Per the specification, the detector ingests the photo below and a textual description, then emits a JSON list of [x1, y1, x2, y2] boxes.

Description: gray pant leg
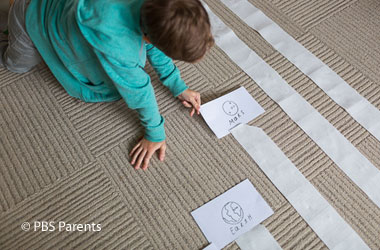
[[1, 0, 41, 73]]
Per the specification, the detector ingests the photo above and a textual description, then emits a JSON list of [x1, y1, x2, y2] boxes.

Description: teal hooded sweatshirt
[[25, 0, 189, 142]]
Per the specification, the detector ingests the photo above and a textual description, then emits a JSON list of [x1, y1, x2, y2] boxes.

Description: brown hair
[[141, 0, 214, 63]]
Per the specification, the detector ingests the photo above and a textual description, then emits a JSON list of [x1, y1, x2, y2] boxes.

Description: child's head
[[141, 0, 214, 63]]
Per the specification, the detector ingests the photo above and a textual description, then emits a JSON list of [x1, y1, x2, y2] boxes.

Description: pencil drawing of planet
[[221, 201, 244, 225], [223, 101, 239, 116], [200, 87, 265, 138]]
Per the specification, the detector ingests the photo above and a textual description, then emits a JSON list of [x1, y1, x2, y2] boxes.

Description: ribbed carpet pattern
[[1, 0, 379, 249]]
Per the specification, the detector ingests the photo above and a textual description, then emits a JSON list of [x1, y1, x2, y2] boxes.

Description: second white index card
[[191, 179, 273, 250], [200, 87, 264, 138]]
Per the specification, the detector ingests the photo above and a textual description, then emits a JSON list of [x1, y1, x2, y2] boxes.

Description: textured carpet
[[1, 0, 379, 249]]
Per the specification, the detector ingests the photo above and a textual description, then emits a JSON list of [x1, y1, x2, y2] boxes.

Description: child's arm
[[95, 53, 167, 170], [146, 43, 201, 115], [146, 43, 188, 97], [75, 1, 166, 170]]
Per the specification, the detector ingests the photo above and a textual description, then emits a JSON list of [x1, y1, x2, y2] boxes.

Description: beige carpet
[[1, 0, 380, 249]]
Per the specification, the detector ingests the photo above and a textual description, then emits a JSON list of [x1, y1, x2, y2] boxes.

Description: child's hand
[[178, 89, 201, 116], [129, 138, 166, 170]]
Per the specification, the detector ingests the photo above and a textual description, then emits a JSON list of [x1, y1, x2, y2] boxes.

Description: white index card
[[191, 179, 273, 249], [200, 87, 264, 138]]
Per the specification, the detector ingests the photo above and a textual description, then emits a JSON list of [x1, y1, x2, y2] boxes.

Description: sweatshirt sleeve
[[95, 52, 166, 142], [146, 43, 189, 97], [75, 0, 166, 142]]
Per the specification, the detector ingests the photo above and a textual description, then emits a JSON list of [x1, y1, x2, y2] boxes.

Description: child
[[1, 0, 214, 170]]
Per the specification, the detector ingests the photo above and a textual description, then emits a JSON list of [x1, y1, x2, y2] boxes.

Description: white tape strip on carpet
[[221, 0, 380, 142], [232, 124, 369, 250], [203, 3, 380, 208], [236, 224, 282, 250]]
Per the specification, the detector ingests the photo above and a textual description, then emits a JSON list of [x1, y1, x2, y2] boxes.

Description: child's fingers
[[195, 93, 201, 105], [142, 150, 154, 170], [189, 98, 200, 112], [182, 100, 192, 108], [190, 108, 195, 117], [197, 95, 201, 114], [135, 149, 147, 170], [129, 141, 141, 157], [196, 97, 201, 115], [131, 147, 143, 164], [158, 144, 166, 161], [190, 94, 201, 115]]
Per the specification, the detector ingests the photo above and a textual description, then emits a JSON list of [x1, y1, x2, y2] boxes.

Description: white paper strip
[[203, 3, 380, 208], [231, 124, 369, 250], [221, 0, 380, 142], [236, 224, 282, 250], [203, 243, 219, 250]]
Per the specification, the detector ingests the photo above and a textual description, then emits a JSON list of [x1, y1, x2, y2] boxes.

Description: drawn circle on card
[[222, 101, 239, 116], [221, 201, 244, 225]]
